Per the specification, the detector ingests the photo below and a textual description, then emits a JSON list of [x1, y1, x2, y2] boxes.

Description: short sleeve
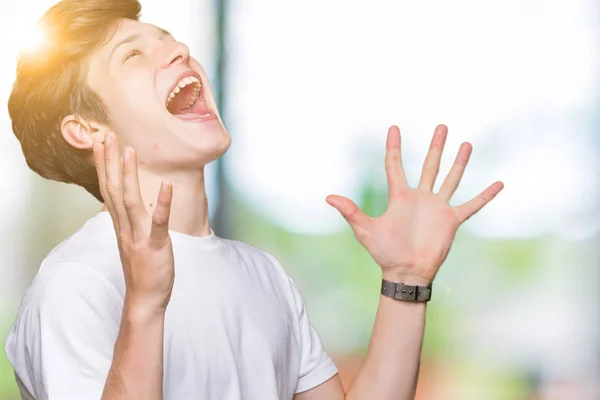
[[287, 275, 339, 394], [4, 264, 122, 400]]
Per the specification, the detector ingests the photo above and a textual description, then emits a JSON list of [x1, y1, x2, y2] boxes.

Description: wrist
[[382, 271, 432, 286], [123, 296, 166, 324]]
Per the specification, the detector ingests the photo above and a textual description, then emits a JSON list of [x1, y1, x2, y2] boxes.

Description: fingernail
[[124, 147, 131, 162], [161, 181, 172, 191], [105, 133, 111, 145]]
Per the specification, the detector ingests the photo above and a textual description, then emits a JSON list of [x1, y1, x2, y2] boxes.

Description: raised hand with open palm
[[326, 124, 503, 285]]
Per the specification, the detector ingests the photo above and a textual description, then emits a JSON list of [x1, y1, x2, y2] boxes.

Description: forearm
[[101, 298, 166, 400], [345, 274, 427, 400]]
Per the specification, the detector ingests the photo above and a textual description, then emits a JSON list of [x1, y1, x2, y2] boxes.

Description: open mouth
[[165, 73, 216, 122]]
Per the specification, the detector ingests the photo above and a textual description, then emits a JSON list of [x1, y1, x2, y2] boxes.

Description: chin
[[190, 123, 232, 166]]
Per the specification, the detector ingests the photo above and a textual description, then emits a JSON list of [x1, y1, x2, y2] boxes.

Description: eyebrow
[[109, 27, 172, 60], [158, 28, 171, 37], [109, 34, 140, 60]]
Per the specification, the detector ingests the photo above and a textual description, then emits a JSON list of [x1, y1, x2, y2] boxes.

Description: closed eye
[[123, 49, 142, 63]]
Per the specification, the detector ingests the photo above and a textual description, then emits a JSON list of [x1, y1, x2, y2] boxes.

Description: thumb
[[326, 195, 372, 233]]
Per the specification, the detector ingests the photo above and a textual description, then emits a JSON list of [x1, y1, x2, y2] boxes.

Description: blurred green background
[[1, 0, 599, 399]]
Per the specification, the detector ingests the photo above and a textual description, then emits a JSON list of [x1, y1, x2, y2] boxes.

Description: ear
[[61, 115, 109, 150]]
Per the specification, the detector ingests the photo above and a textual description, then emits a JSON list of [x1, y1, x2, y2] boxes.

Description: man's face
[[86, 18, 230, 171]]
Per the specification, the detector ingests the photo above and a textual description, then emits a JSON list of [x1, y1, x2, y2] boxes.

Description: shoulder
[[6, 264, 122, 340], [219, 239, 308, 311], [221, 237, 271, 257], [39, 214, 123, 290], [28, 263, 121, 310], [221, 238, 291, 280], [5, 263, 122, 357], [5, 264, 121, 399]]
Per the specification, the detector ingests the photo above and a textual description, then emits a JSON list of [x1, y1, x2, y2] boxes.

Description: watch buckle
[[394, 283, 419, 301]]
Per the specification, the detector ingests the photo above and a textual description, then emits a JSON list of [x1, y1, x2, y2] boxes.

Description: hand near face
[[93, 132, 175, 314], [326, 125, 504, 285]]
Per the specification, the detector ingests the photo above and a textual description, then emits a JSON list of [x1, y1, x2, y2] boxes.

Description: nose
[[163, 41, 190, 68]]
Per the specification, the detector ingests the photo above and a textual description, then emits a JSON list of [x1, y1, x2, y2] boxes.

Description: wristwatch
[[381, 279, 432, 302]]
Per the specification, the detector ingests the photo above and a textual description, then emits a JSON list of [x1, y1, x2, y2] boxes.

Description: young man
[[4, 0, 503, 399]]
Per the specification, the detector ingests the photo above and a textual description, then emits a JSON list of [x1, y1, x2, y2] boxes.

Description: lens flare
[[20, 23, 47, 55]]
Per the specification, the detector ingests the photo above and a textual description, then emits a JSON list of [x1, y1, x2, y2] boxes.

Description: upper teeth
[[166, 76, 202, 108]]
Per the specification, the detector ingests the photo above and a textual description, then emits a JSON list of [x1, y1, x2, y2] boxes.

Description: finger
[[384, 125, 408, 200], [418, 124, 448, 192], [122, 147, 148, 241], [455, 181, 504, 223], [149, 181, 173, 244], [326, 195, 372, 239], [104, 132, 131, 238], [437, 142, 473, 202], [93, 142, 120, 233]]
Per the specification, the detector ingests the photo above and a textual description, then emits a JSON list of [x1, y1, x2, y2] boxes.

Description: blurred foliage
[[446, 359, 534, 399], [0, 322, 18, 399]]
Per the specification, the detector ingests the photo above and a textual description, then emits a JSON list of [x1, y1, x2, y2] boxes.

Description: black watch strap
[[381, 279, 432, 302]]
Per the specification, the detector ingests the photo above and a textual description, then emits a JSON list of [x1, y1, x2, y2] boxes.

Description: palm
[[327, 125, 503, 284]]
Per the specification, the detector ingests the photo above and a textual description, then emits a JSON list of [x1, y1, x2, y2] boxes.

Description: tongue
[[192, 98, 213, 116], [167, 85, 215, 120], [174, 98, 215, 121]]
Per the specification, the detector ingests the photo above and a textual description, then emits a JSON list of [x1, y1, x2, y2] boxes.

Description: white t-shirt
[[4, 212, 338, 400]]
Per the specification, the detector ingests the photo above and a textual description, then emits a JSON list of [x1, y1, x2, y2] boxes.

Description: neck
[[102, 167, 211, 237]]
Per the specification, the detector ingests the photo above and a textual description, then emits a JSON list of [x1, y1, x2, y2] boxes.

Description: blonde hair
[[8, 0, 142, 202]]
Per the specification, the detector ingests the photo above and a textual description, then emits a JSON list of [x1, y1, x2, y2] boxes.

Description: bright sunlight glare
[[18, 22, 47, 55]]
